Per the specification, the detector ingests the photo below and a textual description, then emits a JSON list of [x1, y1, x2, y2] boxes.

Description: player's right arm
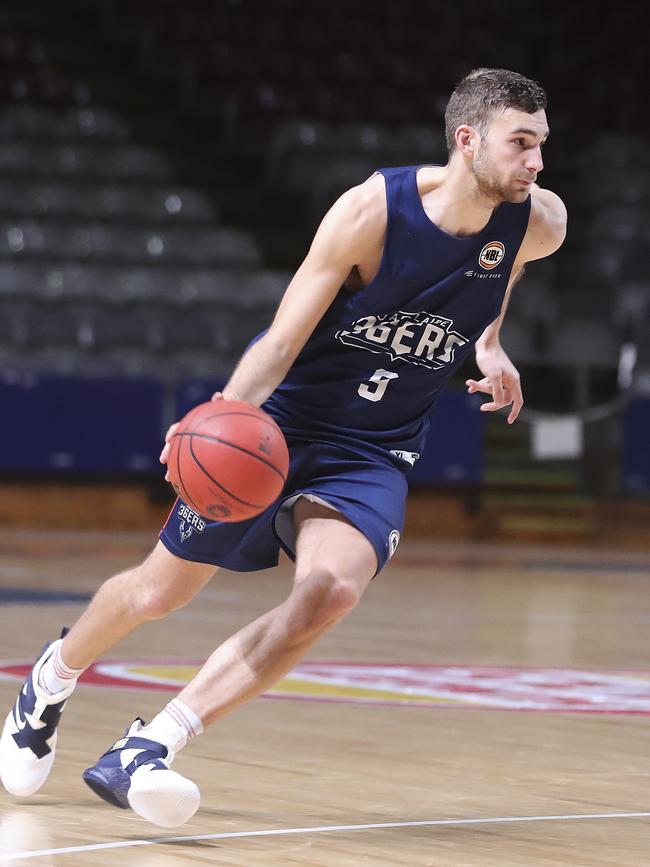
[[160, 176, 386, 471], [221, 176, 386, 406]]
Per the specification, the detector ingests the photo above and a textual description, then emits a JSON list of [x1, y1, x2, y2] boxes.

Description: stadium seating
[[1, 0, 648, 422]]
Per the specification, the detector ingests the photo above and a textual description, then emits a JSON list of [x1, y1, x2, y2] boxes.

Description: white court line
[[2, 812, 650, 862]]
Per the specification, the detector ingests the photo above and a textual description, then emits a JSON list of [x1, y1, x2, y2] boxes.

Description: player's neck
[[417, 162, 497, 238]]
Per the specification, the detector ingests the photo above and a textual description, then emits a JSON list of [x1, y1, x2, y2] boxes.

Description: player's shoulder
[[327, 171, 388, 238], [530, 185, 567, 225], [522, 185, 567, 261]]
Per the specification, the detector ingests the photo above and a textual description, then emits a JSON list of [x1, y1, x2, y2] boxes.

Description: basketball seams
[[166, 400, 289, 522], [193, 410, 286, 453], [174, 432, 287, 481], [188, 438, 265, 510], [174, 432, 204, 516]]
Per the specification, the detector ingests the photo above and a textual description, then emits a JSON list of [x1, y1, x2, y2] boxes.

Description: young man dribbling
[[1, 68, 567, 827]]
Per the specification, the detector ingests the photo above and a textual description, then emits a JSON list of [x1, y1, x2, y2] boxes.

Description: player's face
[[472, 108, 549, 204]]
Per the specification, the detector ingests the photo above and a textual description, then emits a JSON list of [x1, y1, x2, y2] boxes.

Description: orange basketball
[[167, 400, 289, 522]]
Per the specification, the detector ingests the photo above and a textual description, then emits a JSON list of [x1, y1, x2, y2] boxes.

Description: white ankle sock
[[141, 699, 204, 754], [38, 641, 85, 696]]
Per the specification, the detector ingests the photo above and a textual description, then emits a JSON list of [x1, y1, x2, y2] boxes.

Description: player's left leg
[[83, 499, 378, 826]]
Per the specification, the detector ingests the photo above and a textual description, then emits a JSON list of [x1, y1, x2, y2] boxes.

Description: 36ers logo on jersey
[[336, 310, 468, 370], [479, 241, 505, 270]]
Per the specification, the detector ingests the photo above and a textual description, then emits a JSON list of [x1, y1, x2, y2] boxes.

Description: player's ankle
[[141, 699, 204, 755], [37, 640, 86, 697]]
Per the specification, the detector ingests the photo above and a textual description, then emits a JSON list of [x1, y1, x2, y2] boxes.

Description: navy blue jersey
[[264, 166, 531, 459]]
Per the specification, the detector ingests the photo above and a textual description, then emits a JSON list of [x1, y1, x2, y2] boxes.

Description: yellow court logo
[[4, 659, 650, 713]]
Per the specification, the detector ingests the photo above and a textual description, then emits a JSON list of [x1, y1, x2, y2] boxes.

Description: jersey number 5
[[358, 369, 399, 402]]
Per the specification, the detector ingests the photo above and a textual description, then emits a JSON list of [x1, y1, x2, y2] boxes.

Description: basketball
[[166, 400, 290, 522]]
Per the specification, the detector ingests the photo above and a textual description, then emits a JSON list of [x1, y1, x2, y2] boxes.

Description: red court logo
[[2, 660, 650, 714], [479, 241, 505, 270]]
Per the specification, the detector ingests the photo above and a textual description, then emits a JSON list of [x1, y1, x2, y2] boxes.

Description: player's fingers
[[507, 386, 524, 424], [489, 373, 505, 408], [465, 378, 492, 395], [159, 422, 179, 463], [165, 422, 179, 443], [211, 391, 224, 401]]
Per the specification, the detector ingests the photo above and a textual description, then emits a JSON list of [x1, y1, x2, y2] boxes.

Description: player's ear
[[455, 125, 479, 156]]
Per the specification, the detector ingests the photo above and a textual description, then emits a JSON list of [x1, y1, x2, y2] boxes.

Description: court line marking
[[3, 812, 650, 861]]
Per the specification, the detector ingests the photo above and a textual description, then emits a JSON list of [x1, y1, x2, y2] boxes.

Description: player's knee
[[289, 571, 361, 637], [126, 567, 190, 622], [133, 589, 179, 621]]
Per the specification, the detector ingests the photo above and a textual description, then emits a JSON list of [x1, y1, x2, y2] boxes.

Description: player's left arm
[[467, 188, 567, 423]]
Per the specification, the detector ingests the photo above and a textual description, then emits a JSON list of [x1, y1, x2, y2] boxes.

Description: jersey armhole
[[362, 169, 392, 293]]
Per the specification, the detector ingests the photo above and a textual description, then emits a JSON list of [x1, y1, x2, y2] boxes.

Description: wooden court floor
[[2, 528, 650, 865]]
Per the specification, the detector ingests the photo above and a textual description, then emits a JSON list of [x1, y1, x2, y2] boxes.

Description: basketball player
[[1, 68, 566, 827]]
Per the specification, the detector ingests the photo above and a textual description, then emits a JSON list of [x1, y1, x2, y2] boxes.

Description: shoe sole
[[82, 766, 130, 809]]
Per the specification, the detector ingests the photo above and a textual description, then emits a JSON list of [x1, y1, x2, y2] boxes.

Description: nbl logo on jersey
[[479, 241, 505, 270], [336, 310, 468, 370]]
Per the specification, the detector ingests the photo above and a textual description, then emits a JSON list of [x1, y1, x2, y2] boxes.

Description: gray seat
[[0, 142, 171, 180], [0, 105, 130, 141], [265, 119, 334, 183], [0, 179, 217, 222], [547, 318, 619, 367], [0, 262, 48, 299], [578, 135, 650, 172], [21, 302, 96, 351], [234, 269, 290, 308], [158, 308, 231, 354], [137, 226, 260, 266], [579, 171, 650, 208], [587, 206, 650, 244], [89, 306, 163, 352], [81, 348, 163, 379], [509, 278, 558, 325], [0, 263, 285, 311], [0, 300, 29, 349], [0, 345, 85, 377], [613, 281, 650, 340], [335, 122, 397, 155], [556, 285, 614, 320], [498, 317, 539, 363], [0, 220, 260, 266], [582, 236, 650, 286], [393, 125, 447, 163], [309, 156, 377, 221], [160, 350, 235, 384]]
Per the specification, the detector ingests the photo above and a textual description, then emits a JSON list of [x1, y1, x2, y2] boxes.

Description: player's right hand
[[160, 394, 225, 480], [159, 422, 179, 481]]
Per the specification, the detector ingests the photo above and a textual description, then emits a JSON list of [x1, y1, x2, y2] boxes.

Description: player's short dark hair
[[445, 68, 547, 154]]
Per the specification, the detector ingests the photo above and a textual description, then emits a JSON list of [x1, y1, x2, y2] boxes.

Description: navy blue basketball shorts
[[159, 438, 408, 576]]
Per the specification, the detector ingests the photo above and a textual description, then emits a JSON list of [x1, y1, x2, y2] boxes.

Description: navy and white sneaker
[[83, 719, 200, 827], [0, 631, 75, 797]]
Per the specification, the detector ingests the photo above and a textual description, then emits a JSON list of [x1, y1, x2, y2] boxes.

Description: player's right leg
[[0, 542, 216, 798]]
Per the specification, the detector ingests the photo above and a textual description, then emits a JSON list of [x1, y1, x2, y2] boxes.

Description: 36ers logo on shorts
[[479, 241, 505, 270]]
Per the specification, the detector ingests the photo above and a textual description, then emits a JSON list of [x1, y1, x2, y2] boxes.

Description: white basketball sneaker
[[83, 718, 200, 827], [0, 631, 76, 797]]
